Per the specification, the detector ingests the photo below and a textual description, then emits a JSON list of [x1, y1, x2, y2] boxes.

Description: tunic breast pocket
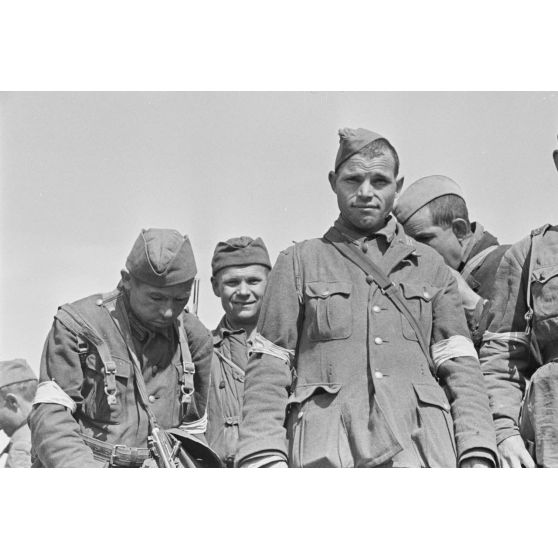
[[398, 282, 437, 342], [81, 353, 132, 425], [304, 281, 353, 341], [531, 265, 558, 322]]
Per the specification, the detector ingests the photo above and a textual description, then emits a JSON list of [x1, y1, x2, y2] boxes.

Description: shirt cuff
[[238, 452, 288, 468], [459, 448, 497, 467]]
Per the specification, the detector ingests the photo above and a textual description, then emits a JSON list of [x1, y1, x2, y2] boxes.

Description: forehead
[[339, 153, 396, 176], [217, 264, 269, 281]]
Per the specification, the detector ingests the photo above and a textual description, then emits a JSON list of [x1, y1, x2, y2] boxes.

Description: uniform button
[[423, 291, 430, 300], [148, 395, 156, 403], [95, 298, 103, 306], [443, 403, 450, 411], [219, 380, 226, 389], [372, 305, 381, 313], [152, 365, 158, 374], [361, 242, 368, 253], [374, 337, 383, 345], [323, 290, 330, 296], [297, 410, 304, 420], [374, 371, 383, 379]]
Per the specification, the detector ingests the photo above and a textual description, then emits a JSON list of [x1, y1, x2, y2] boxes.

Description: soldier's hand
[[448, 267, 482, 312], [498, 435, 536, 468]]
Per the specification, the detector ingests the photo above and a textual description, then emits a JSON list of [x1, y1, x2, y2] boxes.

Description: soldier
[[205, 236, 271, 466], [0, 359, 37, 468], [480, 145, 558, 467], [237, 127, 498, 468], [394, 175, 508, 348], [29, 228, 220, 467]]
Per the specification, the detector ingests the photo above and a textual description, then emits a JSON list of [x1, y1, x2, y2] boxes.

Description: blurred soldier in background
[[29, 228, 220, 467], [394, 175, 508, 349], [480, 142, 558, 467], [0, 359, 37, 468], [206, 236, 271, 466], [237, 127, 498, 468]]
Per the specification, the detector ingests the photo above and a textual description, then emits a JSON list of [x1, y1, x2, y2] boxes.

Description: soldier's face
[[212, 265, 269, 328], [329, 153, 402, 232], [403, 208, 463, 269], [125, 277, 194, 330]]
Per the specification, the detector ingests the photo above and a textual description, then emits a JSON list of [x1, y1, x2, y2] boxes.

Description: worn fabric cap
[[0, 359, 37, 389], [126, 228, 197, 287], [334, 127, 386, 172], [394, 175, 464, 225], [211, 236, 271, 276]]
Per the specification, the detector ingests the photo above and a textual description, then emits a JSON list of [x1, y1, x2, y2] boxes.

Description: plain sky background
[[2, 92, 558, 374]]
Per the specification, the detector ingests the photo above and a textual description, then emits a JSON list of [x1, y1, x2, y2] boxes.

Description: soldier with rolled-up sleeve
[[237, 127, 498, 468]]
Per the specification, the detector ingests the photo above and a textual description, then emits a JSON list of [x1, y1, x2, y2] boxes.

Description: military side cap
[[335, 127, 386, 172], [211, 236, 271, 276], [394, 175, 464, 225], [126, 228, 197, 287], [0, 359, 36, 389]]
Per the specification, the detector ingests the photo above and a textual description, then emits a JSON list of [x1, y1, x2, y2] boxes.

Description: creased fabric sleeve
[[480, 240, 532, 444], [29, 320, 99, 467], [431, 266, 498, 465], [237, 248, 301, 466]]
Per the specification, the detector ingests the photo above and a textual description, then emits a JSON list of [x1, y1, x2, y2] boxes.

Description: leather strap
[[81, 434, 150, 467], [461, 245, 499, 282], [324, 227, 436, 375]]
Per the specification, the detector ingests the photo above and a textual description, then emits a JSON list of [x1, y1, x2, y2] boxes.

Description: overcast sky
[[2, 91, 558, 373]]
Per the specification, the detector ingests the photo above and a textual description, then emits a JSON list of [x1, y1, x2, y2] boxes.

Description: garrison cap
[[334, 127, 386, 172], [126, 228, 197, 287], [0, 359, 37, 390], [394, 175, 464, 225], [211, 236, 271, 276]]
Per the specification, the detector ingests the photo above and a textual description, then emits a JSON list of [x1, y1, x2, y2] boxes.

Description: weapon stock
[[148, 426, 179, 468]]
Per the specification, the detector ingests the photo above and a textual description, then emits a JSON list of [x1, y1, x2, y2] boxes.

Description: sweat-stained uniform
[[237, 217, 498, 468], [459, 222, 509, 347], [206, 316, 252, 467], [29, 288, 213, 467], [480, 224, 558, 465]]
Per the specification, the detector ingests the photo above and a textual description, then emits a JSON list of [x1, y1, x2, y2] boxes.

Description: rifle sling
[[323, 228, 436, 375]]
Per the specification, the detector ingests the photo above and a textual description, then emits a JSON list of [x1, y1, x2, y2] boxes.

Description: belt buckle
[[109, 444, 128, 467]]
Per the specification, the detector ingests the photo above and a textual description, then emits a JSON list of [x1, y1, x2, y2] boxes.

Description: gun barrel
[[150, 427, 177, 468]]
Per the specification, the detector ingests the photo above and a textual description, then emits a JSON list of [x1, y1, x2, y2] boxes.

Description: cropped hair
[[425, 194, 470, 228], [358, 138, 400, 177], [0, 379, 38, 402]]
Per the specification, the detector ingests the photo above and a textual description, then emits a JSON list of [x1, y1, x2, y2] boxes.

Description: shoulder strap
[[292, 241, 304, 304], [213, 348, 245, 379], [524, 224, 551, 365], [56, 303, 118, 405], [461, 245, 499, 282], [177, 314, 195, 404], [323, 228, 436, 375]]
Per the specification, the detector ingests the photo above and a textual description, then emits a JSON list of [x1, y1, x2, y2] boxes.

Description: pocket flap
[[400, 283, 436, 302], [287, 383, 342, 406], [305, 281, 352, 299], [532, 265, 558, 284], [413, 383, 450, 411]]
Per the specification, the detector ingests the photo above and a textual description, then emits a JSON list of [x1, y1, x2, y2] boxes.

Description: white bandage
[[33, 380, 77, 413], [482, 331, 530, 347], [431, 335, 478, 369], [181, 412, 208, 435], [248, 333, 294, 366]]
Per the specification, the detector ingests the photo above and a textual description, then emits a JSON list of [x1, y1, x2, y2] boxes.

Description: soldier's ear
[[553, 149, 558, 173], [396, 176, 404, 195], [452, 218, 470, 242], [210, 275, 220, 297], [4, 393, 19, 411], [328, 171, 337, 193], [120, 269, 131, 290]]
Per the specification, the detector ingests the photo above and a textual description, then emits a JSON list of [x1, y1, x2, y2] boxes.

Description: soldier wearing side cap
[[29, 228, 218, 467], [0, 359, 38, 468], [480, 142, 558, 467], [205, 236, 271, 466], [237, 128, 498, 468], [394, 175, 509, 349]]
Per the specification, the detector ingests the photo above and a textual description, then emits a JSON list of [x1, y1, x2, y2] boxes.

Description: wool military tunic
[[30, 288, 213, 467], [206, 316, 252, 466], [480, 225, 558, 448], [237, 217, 498, 468]]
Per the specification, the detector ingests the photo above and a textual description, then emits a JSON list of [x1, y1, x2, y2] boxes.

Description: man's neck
[[225, 316, 257, 338]]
